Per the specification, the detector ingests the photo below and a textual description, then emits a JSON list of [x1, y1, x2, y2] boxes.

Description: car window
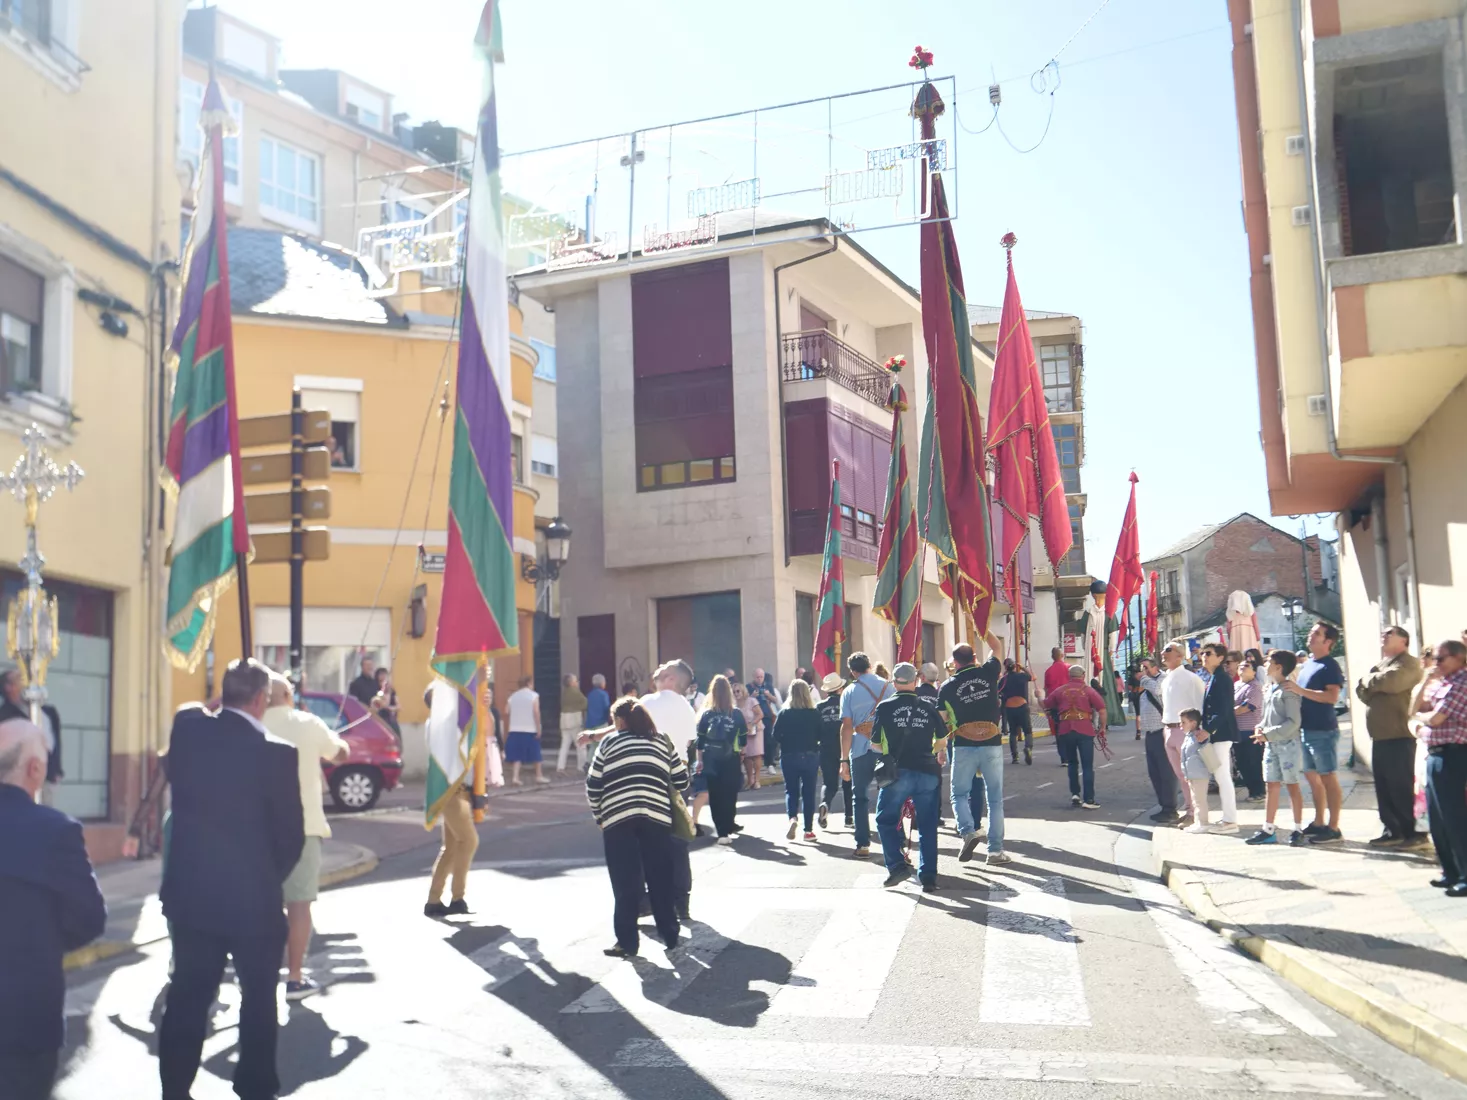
[[303, 697, 347, 731]]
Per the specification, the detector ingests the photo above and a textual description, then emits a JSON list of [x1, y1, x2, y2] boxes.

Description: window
[[0, 255, 41, 394], [0, 0, 84, 86], [0, 244, 73, 416], [1058, 502, 1086, 576], [220, 20, 271, 79], [922, 622, 941, 666], [796, 592, 816, 672], [390, 200, 423, 225], [345, 85, 387, 132], [254, 606, 389, 695], [1040, 344, 1074, 413], [530, 433, 558, 478], [856, 509, 877, 544], [511, 433, 524, 484], [1333, 55, 1455, 256], [259, 136, 321, 233], [1053, 422, 1080, 493], [179, 78, 242, 202], [298, 381, 361, 470], [530, 338, 556, 381], [657, 592, 742, 694], [639, 455, 734, 491], [2, 0, 50, 44]]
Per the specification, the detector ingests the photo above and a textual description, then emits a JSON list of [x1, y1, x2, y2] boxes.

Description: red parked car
[[298, 691, 403, 812]]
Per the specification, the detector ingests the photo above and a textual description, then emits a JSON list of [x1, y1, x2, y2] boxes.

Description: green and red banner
[[812, 461, 845, 680], [873, 383, 922, 663]]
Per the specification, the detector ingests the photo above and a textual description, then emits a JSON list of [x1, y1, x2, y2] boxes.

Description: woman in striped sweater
[[586, 697, 690, 957]]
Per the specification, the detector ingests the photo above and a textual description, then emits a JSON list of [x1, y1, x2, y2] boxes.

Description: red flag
[[1105, 473, 1145, 623], [912, 74, 993, 636], [812, 461, 846, 679], [1146, 570, 1159, 653], [987, 235, 1072, 610]]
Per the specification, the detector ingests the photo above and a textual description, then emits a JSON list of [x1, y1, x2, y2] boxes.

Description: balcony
[[1157, 591, 1182, 614], [780, 330, 890, 406]]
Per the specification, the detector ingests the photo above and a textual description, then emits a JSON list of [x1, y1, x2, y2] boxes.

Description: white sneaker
[[1184, 822, 1211, 834], [786, 818, 798, 840], [1210, 822, 1239, 835], [717, 836, 734, 846], [986, 851, 1013, 866]]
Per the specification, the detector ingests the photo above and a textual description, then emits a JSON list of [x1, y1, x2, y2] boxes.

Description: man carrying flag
[[873, 362, 922, 663], [424, 2, 515, 916]]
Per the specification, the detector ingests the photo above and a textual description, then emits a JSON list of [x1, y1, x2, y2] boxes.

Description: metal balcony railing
[[780, 329, 890, 406], [1157, 591, 1182, 614]]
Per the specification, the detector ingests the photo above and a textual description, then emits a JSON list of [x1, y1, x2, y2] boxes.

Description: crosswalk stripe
[[561, 912, 754, 1014], [979, 875, 1090, 1026], [766, 890, 917, 1018]]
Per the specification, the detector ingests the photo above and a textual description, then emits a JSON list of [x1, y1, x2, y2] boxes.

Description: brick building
[[1144, 513, 1340, 644]]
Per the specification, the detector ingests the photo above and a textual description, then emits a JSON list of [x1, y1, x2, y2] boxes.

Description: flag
[[872, 380, 922, 663], [812, 461, 846, 679], [987, 235, 1072, 611], [1146, 570, 1160, 654], [427, 2, 515, 828], [912, 75, 993, 636], [162, 79, 248, 672], [1100, 473, 1143, 725]]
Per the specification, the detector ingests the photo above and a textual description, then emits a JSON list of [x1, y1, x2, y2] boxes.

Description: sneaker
[[1025, 750, 1032, 765], [1309, 827, 1344, 845], [1210, 823, 1240, 835], [1288, 829, 1307, 846], [424, 901, 449, 918], [731, 824, 745, 833], [986, 851, 1013, 866], [1184, 822, 1211, 834], [717, 836, 734, 846], [844, 816, 855, 828], [883, 865, 912, 888], [603, 945, 636, 958], [921, 881, 940, 894], [1150, 810, 1180, 823], [1081, 801, 1100, 810], [1245, 828, 1277, 845], [818, 804, 829, 830], [1245, 794, 1267, 804], [1071, 794, 1082, 806], [536, 776, 552, 785], [1367, 832, 1400, 848], [803, 831, 817, 841], [1302, 822, 1328, 837], [285, 978, 320, 1001], [1398, 832, 1431, 850], [786, 819, 798, 841], [959, 832, 982, 863], [854, 846, 871, 859]]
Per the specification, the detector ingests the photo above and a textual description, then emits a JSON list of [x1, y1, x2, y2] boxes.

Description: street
[[55, 740, 1467, 1100]]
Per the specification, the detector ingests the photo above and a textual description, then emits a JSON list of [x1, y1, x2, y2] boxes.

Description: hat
[[892, 662, 919, 683], [820, 672, 846, 694]]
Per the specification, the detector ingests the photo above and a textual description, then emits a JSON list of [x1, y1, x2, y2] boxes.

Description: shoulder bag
[[662, 733, 696, 841]]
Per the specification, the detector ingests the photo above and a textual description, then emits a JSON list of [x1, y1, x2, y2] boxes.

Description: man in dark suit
[[1, 668, 65, 790], [159, 659, 304, 1100], [0, 716, 107, 1099]]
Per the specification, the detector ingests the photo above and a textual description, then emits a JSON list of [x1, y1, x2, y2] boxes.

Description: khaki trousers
[[428, 790, 480, 903]]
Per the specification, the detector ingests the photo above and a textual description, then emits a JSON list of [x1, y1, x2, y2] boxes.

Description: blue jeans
[[875, 768, 940, 883], [782, 751, 820, 831], [1060, 731, 1095, 803], [1426, 745, 1467, 886], [851, 751, 877, 849], [949, 742, 1005, 852]]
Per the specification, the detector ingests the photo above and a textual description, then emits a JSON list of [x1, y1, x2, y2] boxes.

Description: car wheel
[[330, 766, 381, 812]]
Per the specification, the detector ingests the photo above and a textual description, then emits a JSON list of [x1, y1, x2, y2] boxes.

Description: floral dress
[[739, 696, 765, 758]]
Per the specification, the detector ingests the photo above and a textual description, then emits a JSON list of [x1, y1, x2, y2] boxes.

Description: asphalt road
[[58, 732, 1467, 1099]]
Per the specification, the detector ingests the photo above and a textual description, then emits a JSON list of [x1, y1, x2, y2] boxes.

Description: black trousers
[[0, 1049, 58, 1100], [819, 747, 853, 819], [160, 920, 287, 1100], [603, 817, 679, 952], [1373, 737, 1419, 839], [1144, 729, 1178, 813], [1427, 745, 1467, 885], [1233, 732, 1265, 799], [1004, 707, 1033, 757], [708, 761, 743, 837]]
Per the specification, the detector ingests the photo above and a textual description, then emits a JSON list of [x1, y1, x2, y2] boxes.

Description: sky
[[220, 0, 1337, 565]]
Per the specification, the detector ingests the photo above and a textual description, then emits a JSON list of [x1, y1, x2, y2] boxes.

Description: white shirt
[[264, 705, 349, 838], [1160, 667, 1206, 724], [640, 689, 699, 744], [507, 687, 539, 732]]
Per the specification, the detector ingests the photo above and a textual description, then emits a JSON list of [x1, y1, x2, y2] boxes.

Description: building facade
[[970, 308, 1092, 666], [520, 219, 1018, 696], [0, 0, 184, 858], [1227, 0, 1467, 763]]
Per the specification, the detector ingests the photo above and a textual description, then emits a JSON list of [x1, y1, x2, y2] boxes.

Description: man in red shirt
[[1044, 647, 1072, 765], [1413, 639, 1467, 897], [1042, 665, 1108, 809]]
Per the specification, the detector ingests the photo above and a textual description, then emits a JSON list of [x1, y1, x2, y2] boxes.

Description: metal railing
[[1157, 591, 1182, 614], [780, 329, 889, 406]]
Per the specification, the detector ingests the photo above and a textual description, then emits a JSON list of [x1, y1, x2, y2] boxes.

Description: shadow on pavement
[[273, 1002, 368, 1096]]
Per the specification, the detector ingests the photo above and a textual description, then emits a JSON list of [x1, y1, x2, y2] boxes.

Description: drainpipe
[[773, 234, 838, 566], [1289, 0, 1420, 650], [1370, 495, 1390, 632]]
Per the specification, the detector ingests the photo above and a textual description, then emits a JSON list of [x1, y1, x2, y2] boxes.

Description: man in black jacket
[[1, 669, 64, 791], [0, 717, 106, 1099], [159, 659, 304, 1100], [1200, 643, 1241, 833]]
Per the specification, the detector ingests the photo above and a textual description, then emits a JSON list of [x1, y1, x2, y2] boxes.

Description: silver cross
[[0, 424, 84, 516]]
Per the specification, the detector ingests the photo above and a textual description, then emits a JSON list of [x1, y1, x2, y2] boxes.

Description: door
[[578, 614, 616, 694]]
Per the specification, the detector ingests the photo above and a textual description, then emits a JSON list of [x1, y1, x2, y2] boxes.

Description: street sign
[[238, 410, 332, 449], [420, 551, 446, 574], [244, 487, 331, 525], [251, 527, 331, 565], [240, 447, 329, 486]]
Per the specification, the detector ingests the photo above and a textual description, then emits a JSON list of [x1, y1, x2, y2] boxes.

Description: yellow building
[[0, 1, 183, 857], [1228, 0, 1467, 763]]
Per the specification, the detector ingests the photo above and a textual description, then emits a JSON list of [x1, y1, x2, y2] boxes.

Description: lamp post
[[1282, 597, 1305, 652], [1, 425, 84, 724], [521, 516, 572, 585]]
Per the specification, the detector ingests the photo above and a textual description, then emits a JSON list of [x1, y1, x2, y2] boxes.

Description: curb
[[64, 843, 382, 972], [1157, 857, 1467, 1085]]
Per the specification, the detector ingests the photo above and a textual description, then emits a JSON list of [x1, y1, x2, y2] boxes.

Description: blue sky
[[225, 0, 1336, 564]]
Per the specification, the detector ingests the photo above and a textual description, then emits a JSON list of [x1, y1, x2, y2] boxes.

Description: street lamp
[[1281, 597, 1305, 651], [1, 425, 84, 723], [521, 516, 572, 583]]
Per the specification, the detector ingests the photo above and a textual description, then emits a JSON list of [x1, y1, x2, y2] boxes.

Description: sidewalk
[[1151, 768, 1467, 1083], [65, 836, 378, 972]]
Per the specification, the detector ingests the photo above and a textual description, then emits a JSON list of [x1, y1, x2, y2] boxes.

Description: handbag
[[1197, 739, 1223, 774], [663, 733, 696, 841], [872, 755, 900, 789]]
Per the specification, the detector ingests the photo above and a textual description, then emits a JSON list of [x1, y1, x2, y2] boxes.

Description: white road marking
[[1100, 762, 1114, 768], [1037, 781, 1054, 789], [610, 1039, 1382, 1093], [476, 857, 604, 871], [561, 911, 752, 1014], [1126, 874, 1334, 1037], [767, 890, 918, 1018], [979, 876, 1090, 1026]]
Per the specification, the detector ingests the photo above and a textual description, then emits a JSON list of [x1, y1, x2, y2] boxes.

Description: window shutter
[[0, 255, 44, 325]]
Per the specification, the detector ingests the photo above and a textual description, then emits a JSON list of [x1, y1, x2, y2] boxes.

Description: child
[[1179, 708, 1215, 834], [1246, 650, 1306, 845]]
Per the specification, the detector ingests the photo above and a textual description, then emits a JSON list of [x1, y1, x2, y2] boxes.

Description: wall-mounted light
[[521, 516, 573, 583], [99, 311, 128, 338]]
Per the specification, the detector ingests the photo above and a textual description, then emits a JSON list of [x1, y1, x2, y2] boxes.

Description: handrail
[[779, 329, 889, 406]]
